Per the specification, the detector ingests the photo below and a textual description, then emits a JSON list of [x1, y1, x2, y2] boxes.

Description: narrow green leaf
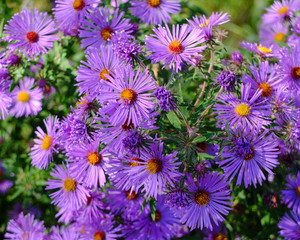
[[150, 198, 157, 221], [166, 110, 181, 129]]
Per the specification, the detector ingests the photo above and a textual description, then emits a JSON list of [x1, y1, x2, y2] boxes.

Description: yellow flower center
[[278, 6, 288, 15], [274, 32, 285, 42], [41, 134, 52, 150], [18, 91, 30, 102], [147, 0, 160, 7], [214, 233, 228, 240], [101, 28, 114, 41], [296, 186, 300, 197], [88, 152, 102, 165], [21, 233, 30, 240], [146, 158, 162, 173], [194, 190, 210, 206], [73, 0, 85, 10], [259, 82, 272, 97], [257, 45, 272, 54], [77, 94, 88, 106], [244, 148, 255, 161], [291, 66, 300, 80], [168, 39, 184, 55], [199, 19, 209, 28], [63, 178, 77, 192], [120, 88, 137, 104], [94, 231, 105, 240], [126, 190, 138, 200], [99, 69, 112, 81], [235, 104, 251, 117]]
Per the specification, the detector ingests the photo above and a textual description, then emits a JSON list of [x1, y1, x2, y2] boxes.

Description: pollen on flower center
[[244, 148, 255, 161], [63, 178, 77, 191], [194, 190, 210, 206], [168, 39, 184, 55], [26, 31, 39, 43], [101, 28, 114, 41], [296, 186, 300, 197], [94, 230, 105, 240], [126, 190, 138, 200], [73, 0, 85, 10], [99, 69, 112, 81], [146, 158, 162, 173], [147, 0, 160, 7], [88, 152, 102, 165], [235, 104, 251, 117], [199, 19, 209, 28], [291, 66, 300, 79], [129, 157, 143, 167], [274, 32, 285, 42], [259, 82, 272, 97], [120, 88, 137, 104], [18, 91, 30, 102], [41, 134, 52, 150], [278, 5, 288, 15], [214, 233, 228, 240], [257, 45, 272, 54]]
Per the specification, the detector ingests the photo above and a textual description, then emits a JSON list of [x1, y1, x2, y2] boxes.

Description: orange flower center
[[126, 190, 138, 200], [63, 178, 76, 191], [151, 210, 162, 222], [194, 190, 210, 206], [94, 231, 105, 240], [274, 32, 285, 42], [278, 6, 288, 15], [147, 0, 160, 7], [73, 0, 85, 10], [129, 157, 143, 167], [214, 233, 228, 240], [168, 39, 184, 55], [101, 28, 114, 41], [244, 148, 255, 161], [296, 186, 300, 197], [41, 134, 52, 150], [146, 158, 162, 173], [257, 45, 272, 54], [88, 152, 102, 165], [259, 82, 272, 97], [18, 91, 30, 102], [99, 69, 112, 81], [291, 66, 300, 79], [26, 31, 39, 43], [120, 89, 137, 104]]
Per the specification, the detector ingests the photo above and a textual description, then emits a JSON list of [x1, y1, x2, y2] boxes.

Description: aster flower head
[[145, 24, 206, 72], [259, 22, 288, 47], [216, 70, 236, 92], [213, 83, 271, 129], [100, 67, 156, 128], [0, 160, 13, 194], [49, 225, 80, 240], [54, 0, 101, 33], [10, 77, 43, 118], [231, 51, 243, 65], [3, 8, 59, 59], [79, 6, 132, 50], [4, 212, 46, 240], [46, 163, 89, 209], [219, 126, 279, 188], [181, 172, 233, 230], [281, 172, 300, 214], [129, 0, 181, 26], [278, 211, 300, 240], [29, 115, 60, 169], [0, 74, 12, 120], [0, 53, 21, 66], [154, 86, 176, 112], [240, 41, 278, 58]]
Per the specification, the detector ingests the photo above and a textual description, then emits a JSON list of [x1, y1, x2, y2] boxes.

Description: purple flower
[[53, 0, 101, 33], [216, 70, 236, 92], [29, 115, 60, 169], [129, 0, 181, 25], [0, 160, 13, 195], [1, 53, 21, 66], [181, 172, 233, 230], [145, 24, 206, 72], [219, 126, 279, 188], [231, 51, 243, 65], [3, 8, 59, 59], [213, 83, 271, 129], [49, 225, 80, 240], [100, 67, 156, 128], [278, 211, 300, 240], [154, 86, 176, 112], [282, 172, 300, 214], [240, 41, 278, 58], [259, 22, 288, 47], [4, 212, 46, 240], [79, 6, 132, 50], [166, 187, 189, 208], [10, 77, 43, 118], [0, 73, 12, 120], [122, 130, 144, 154]]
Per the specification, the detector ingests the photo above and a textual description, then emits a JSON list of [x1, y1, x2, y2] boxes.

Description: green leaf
[[150, 198, 157, 221], [166, 110, 181, 129], [139, 198, 149, 215], [192, 135, 207, 143]]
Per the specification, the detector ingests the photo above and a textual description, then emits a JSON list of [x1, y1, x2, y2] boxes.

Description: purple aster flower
[[216, 70, 236, 92], [109, 31, 142, 64], [10, 77, 43, 118], [3, 8, 59, 59], [100, 67, 156, 128], [4, 212, 46, 240], [0, 74, 12, 120], [0, 66, 10, 81], [181, 172, 233, 230], [53, 0, 101, 33], [46, 163, 89, 209], [219, 126, 279, 188], [165, 187, 189, 208], [75, 45, 123, 95], [122, 130, 144, 154], [278, 211, 300, 240], [79, 6, 132, 50], [259, 22, 288, 47], [262, 0, 300, 24], [203, 223, 228, 240], [49, 225, 80, 240], [278, 44, 300, 91], [213, 83, 271, 129], [240, 41, 278, 58], [154, 86, 176, 112], [0, 160, 13, 194], [0, 53, 21, 66], [282, 172, 300, 214], [129, 0, 181, 26], [231, 51, 243, 65], [66, 139, 110, 188], [145, 24, 206, 72], [29, 115, 60, 169], [242, 61, 282, 100]]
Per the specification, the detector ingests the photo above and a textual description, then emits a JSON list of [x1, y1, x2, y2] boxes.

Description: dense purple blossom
[[154, 86, 176, 112], [216, 70, 236, 91]]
